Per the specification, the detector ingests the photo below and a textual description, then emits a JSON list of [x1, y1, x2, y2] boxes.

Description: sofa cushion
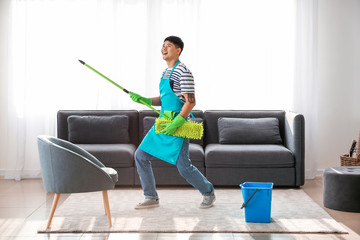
[[218, 117, 282, 144], [189, 143, 205, 163], [150, 143, 205, 168], [68, 115, 130, 144], [143, 116, 156, 137], [189, 118, 204, 146], [205, 143, 294, 167], [77, 143, 136, 168]]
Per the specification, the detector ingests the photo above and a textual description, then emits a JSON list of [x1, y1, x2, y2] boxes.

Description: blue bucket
[[240, 182, 273, 223]]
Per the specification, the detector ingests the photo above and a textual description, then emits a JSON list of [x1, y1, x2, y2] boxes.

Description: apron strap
[[190, 112, 195, 118], [161, 59, 180, 79], [169, 59, 180, 77]]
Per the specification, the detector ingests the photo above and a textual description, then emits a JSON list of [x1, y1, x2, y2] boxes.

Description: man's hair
[[164, 36, 184, 55]]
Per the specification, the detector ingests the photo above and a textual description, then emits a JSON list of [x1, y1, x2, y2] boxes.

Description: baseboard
[[305, 169, 316, 179], [305, 168, 325, 179], [316, 169, 324, 176]]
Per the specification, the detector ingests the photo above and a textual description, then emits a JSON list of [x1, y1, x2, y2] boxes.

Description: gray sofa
[[57, 110, 304, 187]]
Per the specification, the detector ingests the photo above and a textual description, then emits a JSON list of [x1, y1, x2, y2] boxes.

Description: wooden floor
[[0, 177, 359, 240]]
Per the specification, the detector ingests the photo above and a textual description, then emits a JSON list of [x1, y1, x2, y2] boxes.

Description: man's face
[[161, 41, 181, 61]]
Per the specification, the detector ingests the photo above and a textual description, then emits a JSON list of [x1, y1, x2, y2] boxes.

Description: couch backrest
[[203, 110, 286, 145], [57, 110, 139, 146], [138, 110, 159, 142], [57, 110, 287, 146]]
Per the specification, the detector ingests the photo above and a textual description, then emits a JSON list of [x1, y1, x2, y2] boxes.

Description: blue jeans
[[135, 138, 214, 199]]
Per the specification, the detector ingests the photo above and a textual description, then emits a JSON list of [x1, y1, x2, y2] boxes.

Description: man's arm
[[179, 93, 196, 118], [151, 96, 161, 106]]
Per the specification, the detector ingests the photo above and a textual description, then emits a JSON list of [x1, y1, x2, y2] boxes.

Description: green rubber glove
[[163, 110, 176, 120], [160, 114, 186, 136], [129, 92, 152, 106]]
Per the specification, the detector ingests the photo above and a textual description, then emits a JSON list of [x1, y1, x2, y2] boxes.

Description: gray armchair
[[37, 135, 118, 229]]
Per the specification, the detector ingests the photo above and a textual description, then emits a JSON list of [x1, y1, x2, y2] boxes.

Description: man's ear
[[177, 47, 181, 56]]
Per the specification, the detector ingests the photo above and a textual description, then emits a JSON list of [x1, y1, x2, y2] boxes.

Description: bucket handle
[[241, 189, 259, 209]]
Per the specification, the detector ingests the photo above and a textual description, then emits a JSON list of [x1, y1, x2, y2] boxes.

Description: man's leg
[[134, 148, 159, 208], [176, 139, 215, 197]]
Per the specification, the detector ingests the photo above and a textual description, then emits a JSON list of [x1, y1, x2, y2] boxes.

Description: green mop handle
[[79, 60, 167, 119]]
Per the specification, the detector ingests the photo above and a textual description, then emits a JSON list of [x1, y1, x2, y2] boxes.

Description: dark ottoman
[[323, 166, 360, 212]]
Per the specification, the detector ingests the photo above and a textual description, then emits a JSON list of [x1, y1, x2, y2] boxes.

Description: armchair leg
[[46, 193, 60, 229], [102, 190, 112, 227]]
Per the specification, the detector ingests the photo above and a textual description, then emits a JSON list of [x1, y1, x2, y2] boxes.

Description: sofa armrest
[[284, 111, 305, 186]]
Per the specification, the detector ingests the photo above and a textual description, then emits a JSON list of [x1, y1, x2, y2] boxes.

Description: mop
[[79, 60, 203, 140]]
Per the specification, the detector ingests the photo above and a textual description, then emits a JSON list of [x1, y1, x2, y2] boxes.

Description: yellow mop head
[[155, 118, 204, 140]]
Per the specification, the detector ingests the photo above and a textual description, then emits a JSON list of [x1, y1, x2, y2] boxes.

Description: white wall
[[0, 0, 10, 172], [317, 0, 360, 172]]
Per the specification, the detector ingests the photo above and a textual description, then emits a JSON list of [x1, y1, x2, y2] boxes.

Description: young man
[[130, 36, 215, 209]]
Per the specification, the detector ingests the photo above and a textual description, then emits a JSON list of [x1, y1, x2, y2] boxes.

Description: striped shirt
[[162, 62, 195, 103]]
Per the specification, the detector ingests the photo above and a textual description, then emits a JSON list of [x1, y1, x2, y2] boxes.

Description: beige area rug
[[38, 189, 348, 234]]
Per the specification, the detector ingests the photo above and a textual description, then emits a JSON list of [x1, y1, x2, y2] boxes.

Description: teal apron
[[139, 60, 185, 165]]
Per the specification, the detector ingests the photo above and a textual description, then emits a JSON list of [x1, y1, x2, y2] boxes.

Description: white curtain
[[3, 0, 315, 180], [294, 0, 318, 179]]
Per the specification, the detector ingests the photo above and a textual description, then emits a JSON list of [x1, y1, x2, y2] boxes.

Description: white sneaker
[[200, 194, 216, 208], [135, 198, 159, 209]]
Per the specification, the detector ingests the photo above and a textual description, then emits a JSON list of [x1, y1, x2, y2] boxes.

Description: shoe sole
[[199, 197, 216, 209], [134, 203, 159, 209]]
